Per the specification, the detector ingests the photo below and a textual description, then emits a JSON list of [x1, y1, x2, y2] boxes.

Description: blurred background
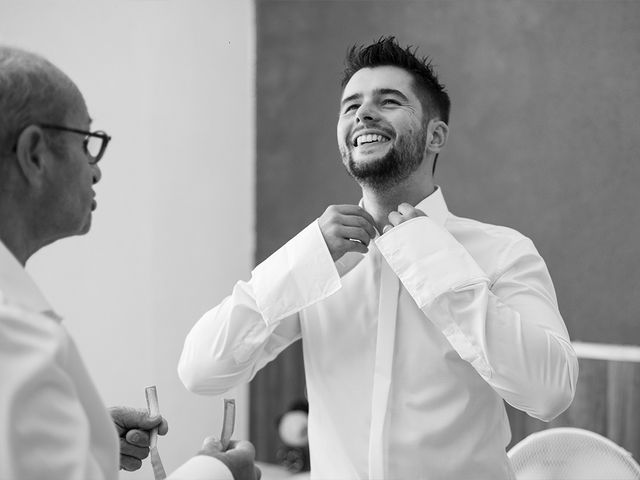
[[1, 0, 639, 477]]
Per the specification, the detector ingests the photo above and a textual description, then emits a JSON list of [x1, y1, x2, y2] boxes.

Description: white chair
[[508, 427, 640, 480]]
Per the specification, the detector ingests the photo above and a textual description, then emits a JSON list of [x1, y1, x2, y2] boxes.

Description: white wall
[[0, 1, 255, 477]]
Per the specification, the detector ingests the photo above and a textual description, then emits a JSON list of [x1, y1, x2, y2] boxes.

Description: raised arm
[[377, 215, 578, 421], [179, 219, 345, 395]]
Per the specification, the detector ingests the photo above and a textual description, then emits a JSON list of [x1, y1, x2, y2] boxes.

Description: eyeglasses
[[39, 124, 112, 164]]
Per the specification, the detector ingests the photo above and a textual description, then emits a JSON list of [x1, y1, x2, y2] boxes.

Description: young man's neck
[[361, 179, 436, 234]]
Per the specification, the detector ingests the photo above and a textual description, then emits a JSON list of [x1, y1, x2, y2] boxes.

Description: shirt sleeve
[[179, 220, 341, 395], [0, 306, 112, 480], [168, 455, 234, 480], [376, 216, 579, 422]]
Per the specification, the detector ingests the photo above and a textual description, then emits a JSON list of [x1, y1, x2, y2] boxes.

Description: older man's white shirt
[[0, 240, 233, 480]]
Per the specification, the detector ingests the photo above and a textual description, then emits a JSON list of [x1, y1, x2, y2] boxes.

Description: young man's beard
[[341, 129, 428, 191]]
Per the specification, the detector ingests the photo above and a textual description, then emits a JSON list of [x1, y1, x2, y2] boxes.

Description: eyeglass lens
[[85, 135, 104, 159]]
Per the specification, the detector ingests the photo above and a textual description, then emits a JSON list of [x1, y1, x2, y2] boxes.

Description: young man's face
[[336, 65, 428, 190]]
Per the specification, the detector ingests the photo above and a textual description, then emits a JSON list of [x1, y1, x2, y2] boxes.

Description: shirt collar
[[359, 185, 450, 233], [337, 187, 450, 276], [414, 185, 450, 228], [0, 239, 56, 317]]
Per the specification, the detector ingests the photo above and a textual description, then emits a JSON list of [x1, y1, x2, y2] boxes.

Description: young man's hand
[[318, 205, 377, 261], [383, 203, 427, 233]]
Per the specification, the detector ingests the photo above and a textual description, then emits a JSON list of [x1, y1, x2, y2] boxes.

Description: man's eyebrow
[[340, 89, 409, 106], [378, 88, 409, 101], [340, 93, 361, 106]]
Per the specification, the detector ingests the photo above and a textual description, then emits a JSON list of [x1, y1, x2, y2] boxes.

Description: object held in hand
[[220, 398, 236, 451], [145, 386, 167, 480]]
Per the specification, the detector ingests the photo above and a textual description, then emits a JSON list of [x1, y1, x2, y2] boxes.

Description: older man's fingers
[[229, 439, 256, 458], [200, 435, 224, 455], [120, 438, 149, 460], [125, 429, 150, 447], [120, 454, 143, 471]]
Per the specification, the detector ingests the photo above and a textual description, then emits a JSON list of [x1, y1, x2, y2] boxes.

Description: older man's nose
[[92, 164, 102, 184]]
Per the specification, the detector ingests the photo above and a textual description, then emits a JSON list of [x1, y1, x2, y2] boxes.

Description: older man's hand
[[109, 406, 169, 471], [199, 437, 261, 480]]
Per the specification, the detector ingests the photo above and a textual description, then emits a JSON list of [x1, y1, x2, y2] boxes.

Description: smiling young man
[[179, 37, 578, 479]]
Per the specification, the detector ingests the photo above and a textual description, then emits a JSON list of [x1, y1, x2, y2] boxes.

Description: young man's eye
[[343, 104, 359, 113]]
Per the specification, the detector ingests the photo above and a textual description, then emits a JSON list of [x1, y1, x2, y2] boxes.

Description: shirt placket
[[367, 242, 400, 479]]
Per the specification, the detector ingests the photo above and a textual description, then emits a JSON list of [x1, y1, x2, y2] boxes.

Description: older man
[[0, 46, 259, 480], [179, 37, 578, 479]]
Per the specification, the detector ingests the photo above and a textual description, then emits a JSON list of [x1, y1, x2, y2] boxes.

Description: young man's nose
[[356, 102, 378, 123]]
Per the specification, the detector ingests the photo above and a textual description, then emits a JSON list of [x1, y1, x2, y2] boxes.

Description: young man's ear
[[426, 120, 449, 154], [14, 125, 50, 185]]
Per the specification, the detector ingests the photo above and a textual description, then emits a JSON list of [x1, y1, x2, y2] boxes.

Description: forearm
[[178, 280, 301, 394], [179, 221, 341, 395], [426, 281, 578, 420], [378, 217, 578, 420]]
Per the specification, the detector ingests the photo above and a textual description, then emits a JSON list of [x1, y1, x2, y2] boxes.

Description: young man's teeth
[[357, 134, 387, 146]]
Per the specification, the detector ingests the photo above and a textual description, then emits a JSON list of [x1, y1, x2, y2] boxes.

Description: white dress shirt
[[0, 240, 233, 480], [179, 187, 578, 480]]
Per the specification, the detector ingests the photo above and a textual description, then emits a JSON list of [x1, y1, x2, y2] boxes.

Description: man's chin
[[77, 215, 93, 236], [349, 147, 389, 164], [344, 153, 422, 191], [346, 156, 391, 180], [41, 217, 92, 249]]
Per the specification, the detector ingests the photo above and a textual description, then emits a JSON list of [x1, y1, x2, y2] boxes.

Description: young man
[[0, 46, 259, 480], [179, 37, 578, 479]]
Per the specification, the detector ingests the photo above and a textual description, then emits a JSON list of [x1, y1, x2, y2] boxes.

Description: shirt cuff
[[375, 216, 489, 308], [252, 220, 341, 325], [168, 455, 234, 480]]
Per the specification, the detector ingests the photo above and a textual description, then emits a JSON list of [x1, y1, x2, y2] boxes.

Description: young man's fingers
[[397, 203, 426, 218], [355, 207, 377, 231], [396, 203, 414, 215], [388, 211, 404, 226], [344, 239, 368, 255], [340, 214, 377, 239], [339, 226, 372, 246], [332, 205, 376, 230]]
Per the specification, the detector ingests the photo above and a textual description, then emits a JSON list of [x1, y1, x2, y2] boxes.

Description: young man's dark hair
[[341, 36, 451, 173], [341, 36, 450, 124]]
